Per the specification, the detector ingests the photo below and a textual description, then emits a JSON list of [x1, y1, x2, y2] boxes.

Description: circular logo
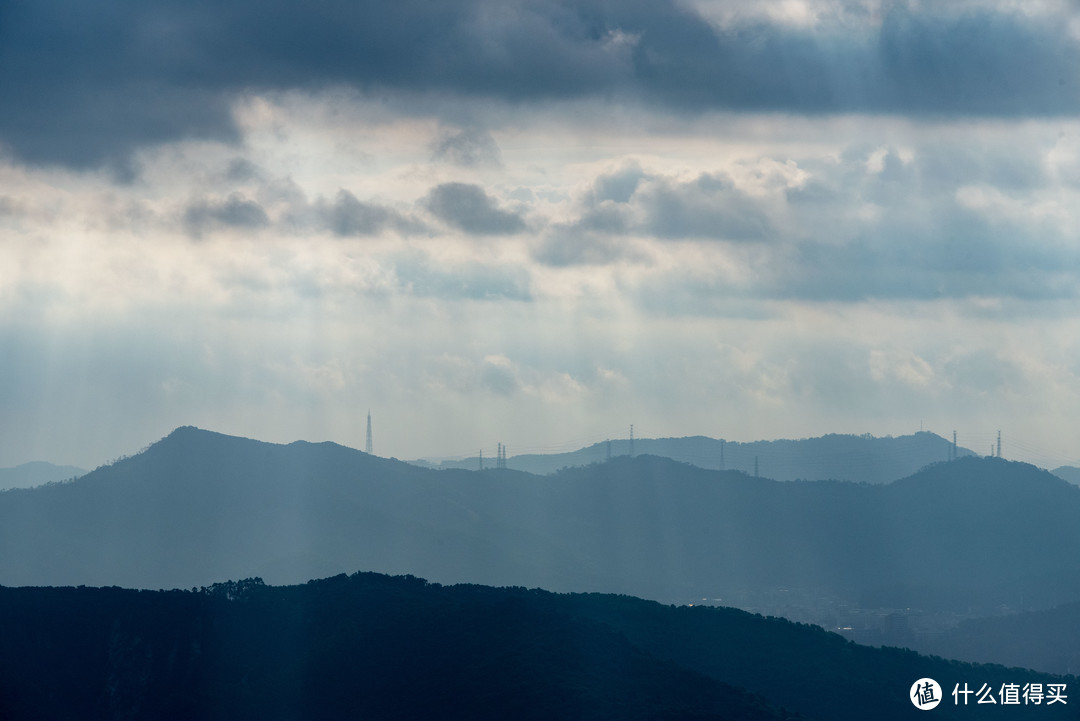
[[911, 678, 942, 710]]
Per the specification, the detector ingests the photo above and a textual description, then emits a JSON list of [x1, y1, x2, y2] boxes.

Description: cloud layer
[[3, 0, 1080, 170], [3, 0, 1080, 470]]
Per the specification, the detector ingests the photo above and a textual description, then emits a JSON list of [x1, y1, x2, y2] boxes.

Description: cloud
[[183, 193, 270, 237], [216, 183, 427, 238], [321, 190, 424, 237], [3, 1, 1079, 172], [394, 254, 532, 301], [480, 354, 520, 396], [591, 162, 647, 204], [944, 349, 1025, 395], [532, 228, 637, 267], [225, 158, 261, 182], [430, 127, 502, 166], [564, 165, 776, 244], [0, 196, 22, 218], [422, 182, 526, 235], [637, 173, 774, 241]]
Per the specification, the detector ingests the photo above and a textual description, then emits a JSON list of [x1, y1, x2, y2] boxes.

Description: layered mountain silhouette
[[1, 572, 1073, 721], [417, 431, 974, 481], [1053, 466, 1080, 486], [0, 461, 84, 491], [2, 426, 1078, 622], [919, 600, 1080, 676]]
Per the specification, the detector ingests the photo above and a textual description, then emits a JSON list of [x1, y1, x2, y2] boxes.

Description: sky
[[3, 0, 1080, 470]]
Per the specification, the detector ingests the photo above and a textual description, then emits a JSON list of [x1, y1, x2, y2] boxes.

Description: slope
[[0, 573, 1075, 721]]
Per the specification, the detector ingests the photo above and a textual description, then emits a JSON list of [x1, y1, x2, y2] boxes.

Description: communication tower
[[365, 411, 373, 455]]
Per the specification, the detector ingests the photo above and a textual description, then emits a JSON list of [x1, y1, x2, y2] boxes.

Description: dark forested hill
[[420, 431, 974, 481], [0, 573, 1075, 721], [2, 427, 1078, 619]]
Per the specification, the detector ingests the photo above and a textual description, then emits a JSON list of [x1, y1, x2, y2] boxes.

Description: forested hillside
[[1, 573, 1074, 721]]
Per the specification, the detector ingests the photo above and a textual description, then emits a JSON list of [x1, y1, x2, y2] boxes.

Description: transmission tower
[[365, 411, 373, 455], [629, 424, 634, 457], [997, 430, 1001, 458], [496, 442, 507, 470], [952, 430, 957, 461]]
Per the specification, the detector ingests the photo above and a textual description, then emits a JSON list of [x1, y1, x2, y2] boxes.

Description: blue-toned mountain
[[420, 431, 974, 481], [1, 427, 1077, 619]]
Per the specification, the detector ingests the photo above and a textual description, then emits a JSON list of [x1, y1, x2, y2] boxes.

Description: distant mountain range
[[1053, 466, 1080, 486], [919, 600, 1080, 677], [0, 461, 84, 491], [2, 427, 1077, 624], [1, 572, 1073, 721], [414, 431, 976, 482]]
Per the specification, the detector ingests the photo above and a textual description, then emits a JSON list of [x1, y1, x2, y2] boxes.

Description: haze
[[3, 0, 1080, 469]]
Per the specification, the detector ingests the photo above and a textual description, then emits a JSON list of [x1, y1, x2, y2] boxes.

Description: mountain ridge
[[3, 426, 1079, 621], [416, 430, 976, 481], [0, 461, 85, 491]]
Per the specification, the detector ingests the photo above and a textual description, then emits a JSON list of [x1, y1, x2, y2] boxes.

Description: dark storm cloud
[[3, 0, 1079, 172], [183, 193, 269, 237], [422, 183, 527, 235]]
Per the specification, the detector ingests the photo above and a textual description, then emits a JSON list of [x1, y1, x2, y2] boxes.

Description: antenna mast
[[365, 410, 373, 455]]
